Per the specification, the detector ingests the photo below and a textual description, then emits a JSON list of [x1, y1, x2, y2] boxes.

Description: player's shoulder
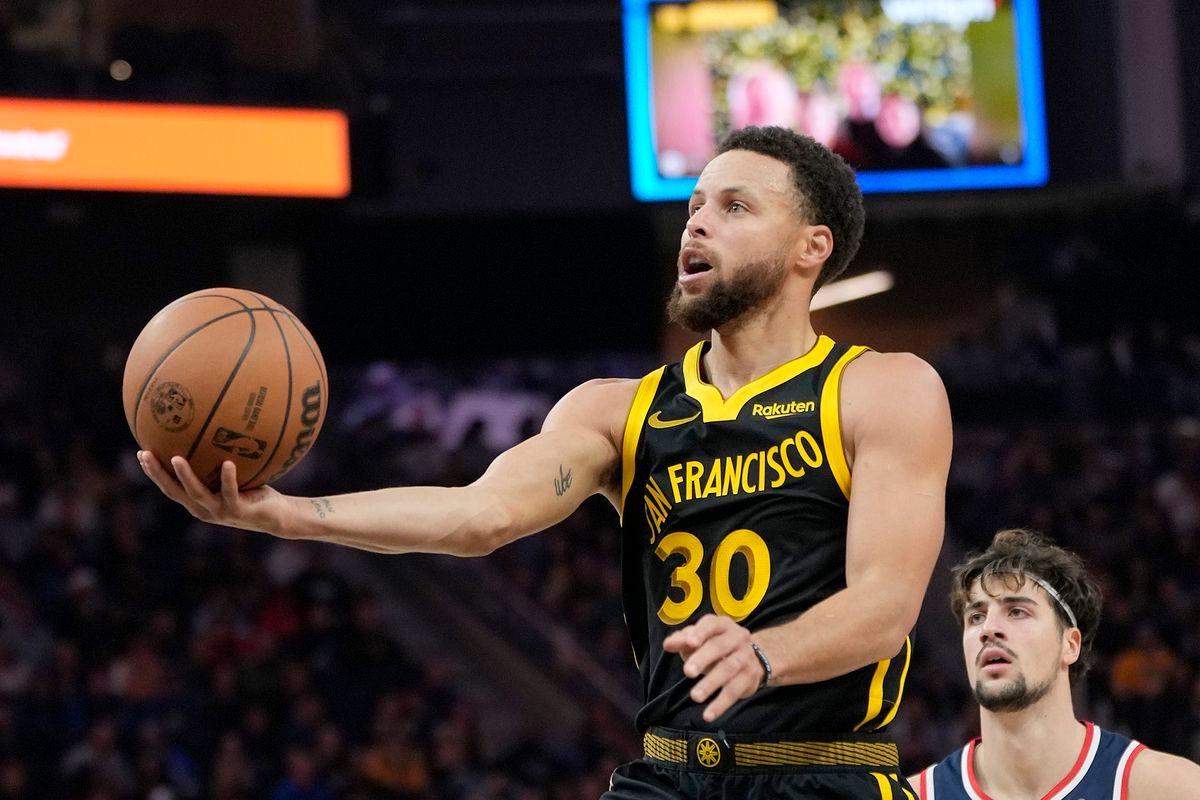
[[842, 349, 945, 395], [562, 377, 644, 407], [543, 377, 644, 437], [1127, 745, 1200, 800], [839, 350, 949, 430]]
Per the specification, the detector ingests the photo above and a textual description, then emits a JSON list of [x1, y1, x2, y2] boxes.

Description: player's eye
[[1010, 607, 1028, 618], [966, 612, 984, 625], [728, 201, 746, 213]]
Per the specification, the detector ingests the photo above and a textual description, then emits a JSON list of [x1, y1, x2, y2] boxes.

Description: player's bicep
[[469, 379, 631, 549], [843, 355, 952, 629]]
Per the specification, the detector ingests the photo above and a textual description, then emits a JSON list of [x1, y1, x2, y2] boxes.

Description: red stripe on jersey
[[1041, 721, 1095, 800], [1120, 743, 1147, 800]]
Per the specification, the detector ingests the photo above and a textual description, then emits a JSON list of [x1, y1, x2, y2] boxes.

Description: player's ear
[[1062, 626, 1082, 667], [793, 224, 833, 275]]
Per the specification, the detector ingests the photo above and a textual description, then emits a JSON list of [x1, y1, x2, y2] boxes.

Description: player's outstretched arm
[[139, 378, 636, 557], [1128, 748, 1200, 800]]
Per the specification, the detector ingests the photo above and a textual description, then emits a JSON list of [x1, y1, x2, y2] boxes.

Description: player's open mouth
[[679, 247, 715, 281], [978, 647, 1012, 667]]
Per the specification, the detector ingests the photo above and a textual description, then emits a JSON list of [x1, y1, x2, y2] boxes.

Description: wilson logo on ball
[[269, 382, 322, 481]]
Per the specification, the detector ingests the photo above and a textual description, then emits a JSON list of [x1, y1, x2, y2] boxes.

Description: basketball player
[[140, 126, 952, 798], [909, 529, 1200, 799]]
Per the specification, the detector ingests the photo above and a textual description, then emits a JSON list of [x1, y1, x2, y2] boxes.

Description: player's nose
[[685, 207, 711, 239], [979, 611, 1007, 643]]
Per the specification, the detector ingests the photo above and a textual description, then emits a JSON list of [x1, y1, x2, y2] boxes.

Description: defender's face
[[961, 575, 1073, 712], [676, 150, 801, 295]]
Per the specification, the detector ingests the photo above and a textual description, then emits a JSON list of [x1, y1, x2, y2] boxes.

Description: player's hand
[[137, 451, 289, 536], [662, 614, 767, 723]]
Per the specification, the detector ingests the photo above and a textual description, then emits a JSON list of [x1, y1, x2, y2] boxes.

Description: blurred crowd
[[0, 352, 638, 798], [3, 246, 1200, 797]]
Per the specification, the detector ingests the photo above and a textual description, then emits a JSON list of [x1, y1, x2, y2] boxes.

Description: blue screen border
[[622, 0, 1048, 200]]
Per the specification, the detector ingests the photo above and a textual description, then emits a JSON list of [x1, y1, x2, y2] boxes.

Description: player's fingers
[[664, 614, 723, 653], [171, 457, 219, 511], [689, 651, 741, 704], [682, 630, 741, 679], [219, 461, 240, 508], [702, 674, 756, 723], [662, 625, 701, 654], [138, 451, 204, 509]]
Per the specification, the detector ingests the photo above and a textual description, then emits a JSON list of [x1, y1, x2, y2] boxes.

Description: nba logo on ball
[[122, 288, 328, 490]]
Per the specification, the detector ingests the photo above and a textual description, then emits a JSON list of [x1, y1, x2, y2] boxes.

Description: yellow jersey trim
[[871, 772, 894, 800], [819, 344, 869, 500], [682, 335, 837, 423], [620, 366, 666, 523], [876, 636, 912, 729], [854, 654, 892, 732]]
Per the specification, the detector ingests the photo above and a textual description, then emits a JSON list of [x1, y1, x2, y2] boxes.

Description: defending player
[[140, 126, 952, 798], [909, 529, 1200, 800]]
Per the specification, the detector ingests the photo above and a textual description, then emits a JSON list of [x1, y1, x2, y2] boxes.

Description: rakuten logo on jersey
[[0, 128, 71, 161]]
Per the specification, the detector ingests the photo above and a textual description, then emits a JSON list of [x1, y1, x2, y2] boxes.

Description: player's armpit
[[1127, 747, 1200, 800], [841, 352, 953, 655]]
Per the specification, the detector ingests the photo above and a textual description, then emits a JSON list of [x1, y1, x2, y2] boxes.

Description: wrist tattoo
[[310, 498, 335, 518], [554, 464, 573, 497]]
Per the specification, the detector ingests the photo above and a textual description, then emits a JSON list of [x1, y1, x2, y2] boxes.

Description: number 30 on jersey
[[655, 529, 770, 624]]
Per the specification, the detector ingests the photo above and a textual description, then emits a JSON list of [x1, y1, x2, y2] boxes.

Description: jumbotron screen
[[623, 0, 1048, 200]]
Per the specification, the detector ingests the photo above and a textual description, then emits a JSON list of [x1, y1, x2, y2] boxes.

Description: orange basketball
[[122, 288, 328, 490]]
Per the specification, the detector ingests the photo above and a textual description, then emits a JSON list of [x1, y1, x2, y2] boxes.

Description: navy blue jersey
[[916, 722, 1145, 800], [618, 336, 911, 734]]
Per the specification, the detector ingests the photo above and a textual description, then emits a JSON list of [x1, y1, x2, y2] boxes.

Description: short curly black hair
[[716, 126, 865, 292], [950, 529, 1103, 685]]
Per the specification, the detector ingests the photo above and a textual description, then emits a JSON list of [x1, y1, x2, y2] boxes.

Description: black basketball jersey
[[619, 335, 911, 734]]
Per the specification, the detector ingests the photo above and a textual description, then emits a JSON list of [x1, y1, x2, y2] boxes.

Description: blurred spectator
[[272, 747, 333, 800], [60, 717, 135, 797], [1110, 624, 1186, 748]]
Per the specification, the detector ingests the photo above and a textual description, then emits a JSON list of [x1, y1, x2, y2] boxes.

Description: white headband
[[1023, 572, 1078, 629]]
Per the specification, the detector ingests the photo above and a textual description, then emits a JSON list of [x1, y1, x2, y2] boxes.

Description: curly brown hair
[[949, 529, 1103, 685]]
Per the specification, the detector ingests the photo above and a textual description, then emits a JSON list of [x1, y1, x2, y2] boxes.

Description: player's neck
[[705, 292, 818, 397], [974, 685, 1085, 799]]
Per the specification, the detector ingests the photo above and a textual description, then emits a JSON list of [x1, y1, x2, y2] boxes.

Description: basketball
[[122, 288, 328, 490]]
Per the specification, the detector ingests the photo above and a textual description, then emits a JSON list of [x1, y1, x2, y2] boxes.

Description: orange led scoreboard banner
[[0, 98, 350, 197]]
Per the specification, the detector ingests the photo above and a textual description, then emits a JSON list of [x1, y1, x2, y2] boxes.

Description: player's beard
[[973, 668, 1055, 713], [666, 251, 788, 333]]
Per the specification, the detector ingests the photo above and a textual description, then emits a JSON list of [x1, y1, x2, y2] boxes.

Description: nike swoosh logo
[[647, 410, 701, 429]]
